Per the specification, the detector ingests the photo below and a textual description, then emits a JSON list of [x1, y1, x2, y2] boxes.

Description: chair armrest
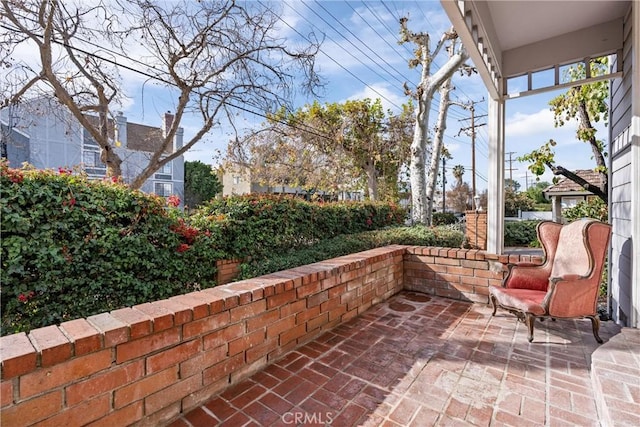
[[543, 275, 599, 317], [503, 263, 549, 291]]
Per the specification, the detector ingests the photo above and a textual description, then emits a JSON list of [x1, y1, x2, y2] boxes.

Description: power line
[[282, 2, 405, 110], [314, 1, 409, 87], [0, 23, 335, 143], [505, 151, 518, 189]]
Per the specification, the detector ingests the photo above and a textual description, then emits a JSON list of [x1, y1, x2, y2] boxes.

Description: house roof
[[84, 115, 169, 154], [126, 122, 166, 153], [543, 169, 602, 196]]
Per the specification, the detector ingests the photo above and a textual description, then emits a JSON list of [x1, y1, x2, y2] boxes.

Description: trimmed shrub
[[238, 225, 464, 279], [1, 162, 222, 335], [504, 220, 541, 247], [432, 212, 457, 226], [563, 198, 608, 222], [191, 194, 406, 259]]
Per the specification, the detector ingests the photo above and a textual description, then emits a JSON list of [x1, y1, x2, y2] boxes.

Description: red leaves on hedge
[[176, 243, 191, 253], [167, 194, 181, 207], [18, 291, 35, 303], [171, 219, 200, 244], [0, 160, 24, 183]]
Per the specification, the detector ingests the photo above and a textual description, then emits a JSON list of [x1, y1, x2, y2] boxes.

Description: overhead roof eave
[[441, 0, 502, 100]]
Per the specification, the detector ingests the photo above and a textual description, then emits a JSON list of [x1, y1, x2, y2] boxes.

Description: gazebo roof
[[543, 169, 602, 196]]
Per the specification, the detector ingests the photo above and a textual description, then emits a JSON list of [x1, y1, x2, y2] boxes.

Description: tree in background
[[504, 187, 535, 217], [1, 0, 320, 189], [184, 161, 221, 209], [226, 126, 349, 196], [399, 17, 473, 224], [518, 58, 609, 203], [447, 164, 472, 212], [525, 181, 551, 205], [228, 99, 413, 202], [504, 178, 520, 192], [452, 164, 465, 186]]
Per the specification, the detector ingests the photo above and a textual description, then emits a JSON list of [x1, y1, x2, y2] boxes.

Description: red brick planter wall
[[1, 246, 405, 426], [0, 246, 542, 426], [403, 247, 542, 303]]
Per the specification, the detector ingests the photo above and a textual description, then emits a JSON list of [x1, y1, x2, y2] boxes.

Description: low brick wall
[[215, 259, 242, 285], [403, 246, 542, 303], [0, 245, 542, 426]]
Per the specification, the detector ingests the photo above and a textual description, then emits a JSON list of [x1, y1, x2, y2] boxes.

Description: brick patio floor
[[168, 292, 638, 427]]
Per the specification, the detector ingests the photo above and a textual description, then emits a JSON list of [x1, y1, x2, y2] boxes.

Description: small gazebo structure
[[543, 169, 603, 223]]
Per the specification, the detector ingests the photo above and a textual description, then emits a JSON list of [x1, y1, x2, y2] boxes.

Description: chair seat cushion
[[490, 286, 547, 315]]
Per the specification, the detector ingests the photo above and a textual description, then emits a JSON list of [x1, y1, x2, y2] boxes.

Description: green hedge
[[0, 163, 408, 335], [238, 225, 464, 279], [1, 162, 222, 335], [432, 212, 457, 226], [504, 220, 541, 247], [191, 194, 406, 259]]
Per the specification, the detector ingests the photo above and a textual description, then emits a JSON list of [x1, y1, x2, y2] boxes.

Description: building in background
[[543, 169, 602, 222], [0, 99, 183, 201], [221, 162, 363, 201]]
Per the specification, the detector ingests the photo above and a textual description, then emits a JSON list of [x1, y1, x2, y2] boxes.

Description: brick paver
[[168, 292, 631, 426]]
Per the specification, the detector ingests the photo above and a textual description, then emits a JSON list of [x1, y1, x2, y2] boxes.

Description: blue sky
[[117, 1, 605, 193]]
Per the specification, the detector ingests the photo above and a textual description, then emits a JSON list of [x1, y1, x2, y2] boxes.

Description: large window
[[154, 182, 173, 197]]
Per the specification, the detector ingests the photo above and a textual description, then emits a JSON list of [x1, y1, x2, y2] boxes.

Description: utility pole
[[457, 99, 486, 199], [505, 151, 518, 190], [441, 156, 446, 212]]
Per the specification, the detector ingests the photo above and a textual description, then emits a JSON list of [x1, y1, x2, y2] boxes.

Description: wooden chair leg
[[588, 316, 603, 344], [525, 313, 535, 342], [490, 295, 498, 316]]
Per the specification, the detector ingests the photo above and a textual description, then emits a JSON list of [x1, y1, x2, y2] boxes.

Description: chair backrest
[[537, 221, 563, 270], [549, 219, 610, 279]]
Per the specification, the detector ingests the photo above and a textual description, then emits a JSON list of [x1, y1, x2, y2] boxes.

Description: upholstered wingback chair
[[490, 218, 611, 343]]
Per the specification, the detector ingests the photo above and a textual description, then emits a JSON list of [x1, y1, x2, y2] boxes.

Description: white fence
[[505, 211, 553, 221]]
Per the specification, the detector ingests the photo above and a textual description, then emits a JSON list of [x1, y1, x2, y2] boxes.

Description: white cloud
[[343, 82, 409, 114], [506, 109, 557, 137]]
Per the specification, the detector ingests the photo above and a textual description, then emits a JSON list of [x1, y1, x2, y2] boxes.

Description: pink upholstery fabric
[[546, 278, 600, 317], [503, 221, 561, 292], [550, 220, 591, 278], [504, 264, 549, 291], [490, 287, 546, 315]]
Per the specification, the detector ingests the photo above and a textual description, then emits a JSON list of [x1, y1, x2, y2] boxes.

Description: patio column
[[631, 0, 640, 328], [486, 95, 505, 254]]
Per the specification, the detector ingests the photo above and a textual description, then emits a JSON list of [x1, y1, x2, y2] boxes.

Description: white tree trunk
[[409, 51, 468, 224], [409, 93, 430, 223], [425, 77, 453, 224]]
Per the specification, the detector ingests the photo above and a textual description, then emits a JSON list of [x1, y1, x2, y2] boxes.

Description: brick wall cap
[[0, 332, 37, 378], [110, 308, 153, 340], [59, 318, 103, 356], [87, 312, 129, 347], [169, 293, 212, 319], [151, 299, 192, 325], [28, 325, 72, 366]]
